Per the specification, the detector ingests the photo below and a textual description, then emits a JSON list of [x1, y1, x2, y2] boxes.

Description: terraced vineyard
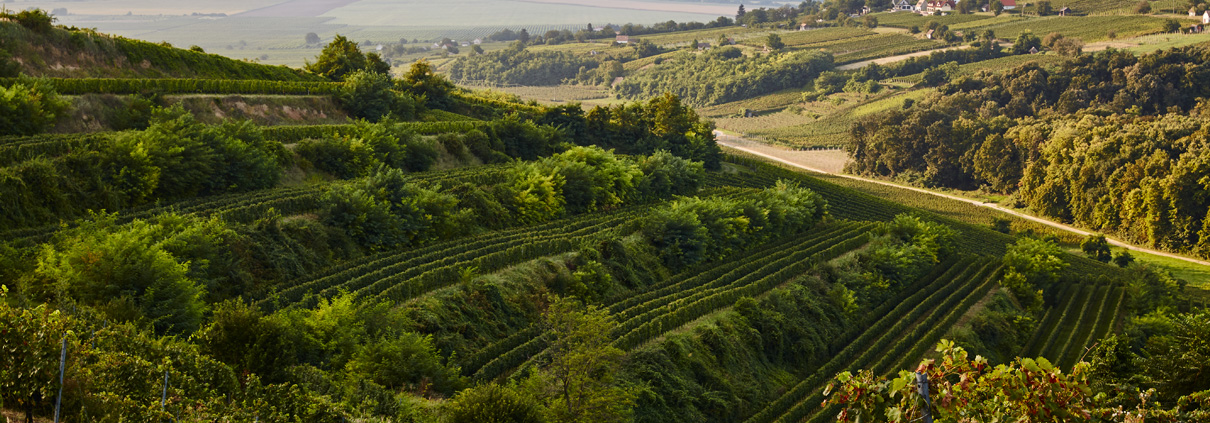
[[4, 15, 1185, 422], [1023, 282, 1126, 368], [467, 220, 878, 382], [957, 15, 1166, 43], [0, 163, 513, 247], [746, 257, 1003, 423], [816, 33, 944, 64], [265, 206, 648, 309]]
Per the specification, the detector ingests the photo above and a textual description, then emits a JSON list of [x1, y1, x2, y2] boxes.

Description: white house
[[1000, 0, 1017, 10], [919, 0, 955, 15], [615, 35, 630, 44], [473, 38, 482, 45], [893, 0, 915, 11], [1204, 10, 1210, 24]]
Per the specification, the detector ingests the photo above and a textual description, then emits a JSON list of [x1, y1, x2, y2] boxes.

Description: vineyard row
[[746, 257, 1000, 423]]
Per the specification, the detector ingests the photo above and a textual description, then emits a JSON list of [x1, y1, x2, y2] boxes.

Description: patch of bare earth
[[719, 135, 851, 173]]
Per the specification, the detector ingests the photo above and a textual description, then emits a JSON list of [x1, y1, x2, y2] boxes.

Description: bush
[[1113, 251, 1135, 268], [29, 214, 209, 334], [105, 106, 285, 199], [1001, 237, 1067, 310], [296, 137, 376, 178], [535, 146, 643, 214], [0, 79, 69, 136], [636, 150, 705, 200], [814, 71, 849, 94], [320, 168, 470, 250], [643, 184, 826, 269], [11, 9, 55, 32], [1081, 234, 1112, 262], [444, 383, 547, 423], [345, 333, 463, 394], [339, 70, 421, 122]]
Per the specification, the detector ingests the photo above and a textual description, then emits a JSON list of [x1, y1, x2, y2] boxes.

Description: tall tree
[[990, 0, 1005, 15], [305, 34, 368, 81], [737, 4, 747, 19], [766, 33, 786, 51], [541, 297, 634, 423], [1036, 0, 1053, 15]]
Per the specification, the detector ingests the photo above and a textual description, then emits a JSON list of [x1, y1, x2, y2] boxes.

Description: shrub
[[636, 150, 705, 200], [11, 9, 55, 32], [535, 146, 643, 214], [0, 79, 69, 136], [105, 106, 285, 199], [29, 214, 209, 334], [1081, 234, 1112, 262], [443, 384, 546, 423], [320, 168, 469, 250], [339, 69, 421, 122], [345, 333, 463, 394], [296, 137, 376, 178], [814, 71, 849, 94]]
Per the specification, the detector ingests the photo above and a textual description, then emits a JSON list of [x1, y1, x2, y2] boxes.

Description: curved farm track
[[715, 131, 1210, 268]]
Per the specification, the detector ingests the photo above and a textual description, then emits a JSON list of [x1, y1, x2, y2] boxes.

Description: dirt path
[[714, 131, 1210, 267]]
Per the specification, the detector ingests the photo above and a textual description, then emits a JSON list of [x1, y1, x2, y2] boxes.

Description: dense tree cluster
[[0, 78, 68, 136], [1, 106, 289, 231], [847, 47, 1210, 256], [828, 214, 957, 308], [295, 120, 439, 179], [305, 35, 391, 81], [643, 180, 827, 268], [615, 48, 834, 106], [572, 93, 722, 169], [337, 69, 423, 122], [447, 44, 605, 86]]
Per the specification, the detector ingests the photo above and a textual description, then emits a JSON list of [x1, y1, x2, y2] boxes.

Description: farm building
[[1058, 7, 1071, 16], [616, 35, 630, 44], [1001, 0, 1017, 9], [893, 0, 915, 12], [918, 0, 955, 15], [1205, 11, 1210, 24]]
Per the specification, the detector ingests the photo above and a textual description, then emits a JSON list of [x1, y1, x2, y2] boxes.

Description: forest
[[847, 47, 1210, 257]]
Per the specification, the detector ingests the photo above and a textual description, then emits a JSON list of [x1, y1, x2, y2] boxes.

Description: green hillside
[[0, 14, 317, 80], [3, 6, 1209, 423]]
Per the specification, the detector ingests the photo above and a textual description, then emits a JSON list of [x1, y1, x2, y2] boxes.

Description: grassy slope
[[0, 21, 318, 80]]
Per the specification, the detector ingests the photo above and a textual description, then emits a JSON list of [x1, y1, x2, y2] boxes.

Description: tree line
[[615, 47, 835, 106], [847, 46, 1210, 256]]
